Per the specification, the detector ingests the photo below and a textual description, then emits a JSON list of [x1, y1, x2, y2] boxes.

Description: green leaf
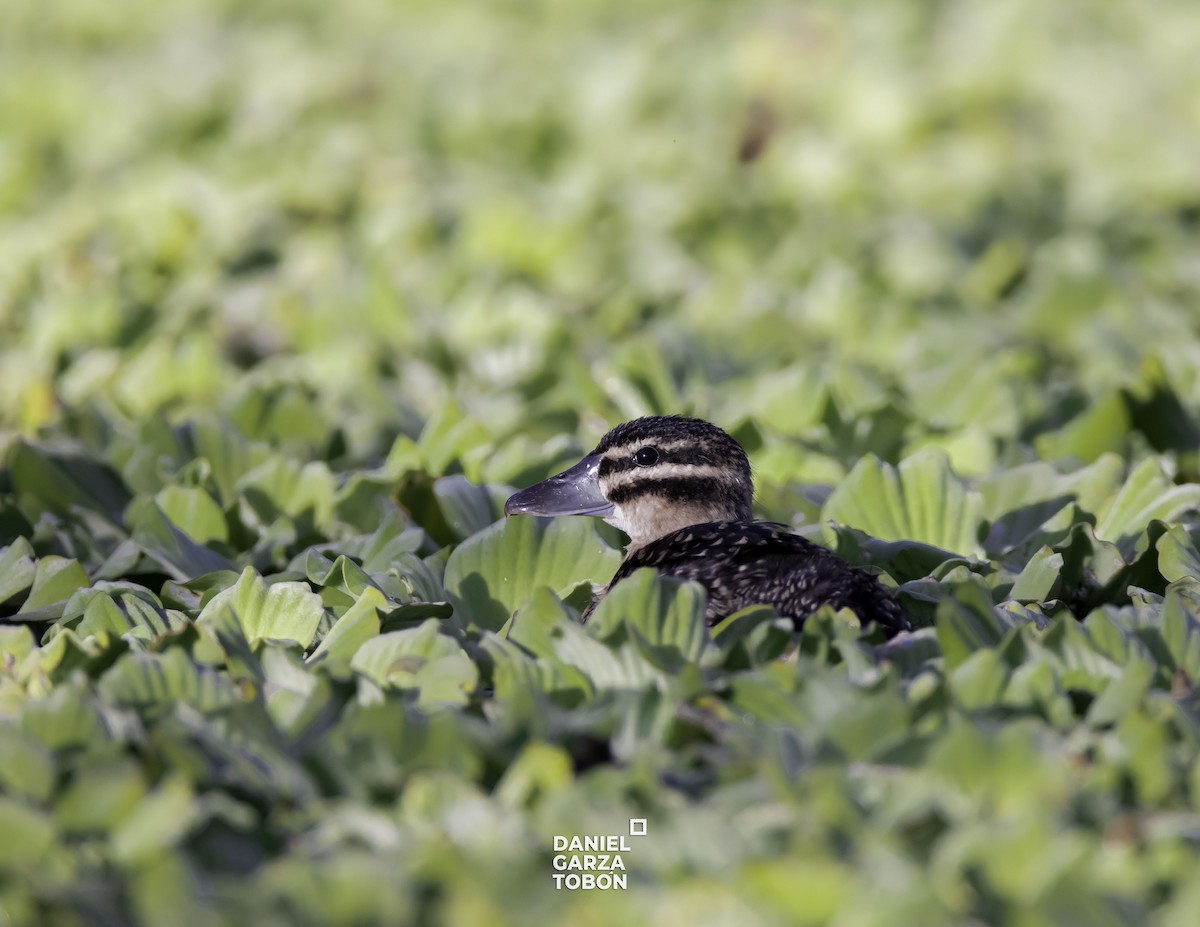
[[830, 526, 974, 583], [551, 619, 663, 690], [936, 582, 1009, 669], [506, 586, 575, 658], [1157, 524, 1200, 584], [237, 456, 336, 527], [710, 605, 793, 668], [418, 404, 492, 478], [154, 485, 228, 544], [907, 352, 1025, 437], [309, 586, 387, 671], [1123, 354, 1200, 464], [0, 537, 37, 605], [227, 381, 332, 449], [1041, 616, 1124, 692], [76, 589, 183, 642], [432, 475, 505, 541], [728, 673, 806, 729], [1094, 458, 1200, 547], [110, 775, 198, 867], [1117, 709, 1172, 805], [262, 646, 337, 737], [1034, 391, 1131, 464], [443, 516, 620, 632], [0, 799, 55, 867], [736, 365, 829, 433], [587, 568, 709, 671], [349, 620, 477, 706], [1054, 521, 1128, 597], [8, 440, 131, 523], [353, 512, 425, 574], [0, 727, 56, 801], [740, 858, 851, 926], [98, 648, 241, 711], [0, 625, 35, 661], [127, 497, 235, 581], [302, 550, 382, 607], [15, 556, 89, 621], [1086, 654, 1154, 727], [950, 649, 1011, 710], [822, 448, 984, 556], [19, 681, 105, 750], [493, 742, 574, 808], [1008, 547, 1064, 603], [54, 759, 146, 834], [183, 417, 273, 505], [161, 570, 241, 612], [480, 632, 590, 706], [1159, 588, 1200, 678], [388, 552, 449, 606], [807, 670, 911, 760], [197, 567, 325, 648], [978, 461, 1076, 555]]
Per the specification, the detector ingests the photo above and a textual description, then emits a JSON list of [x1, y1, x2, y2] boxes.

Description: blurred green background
[[5, 1, 1200, 925], [4, 0, 1200, 470]]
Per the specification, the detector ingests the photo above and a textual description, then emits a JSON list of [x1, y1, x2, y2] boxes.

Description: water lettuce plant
[[4, 0, 1200, 924]]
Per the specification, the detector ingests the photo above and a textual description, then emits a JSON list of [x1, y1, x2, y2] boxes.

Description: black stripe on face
[[606, 475, 735, 506], [597, 445, 723, 478]]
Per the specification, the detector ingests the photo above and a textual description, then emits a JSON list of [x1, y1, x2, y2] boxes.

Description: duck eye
[[633, 446, 659, 467]]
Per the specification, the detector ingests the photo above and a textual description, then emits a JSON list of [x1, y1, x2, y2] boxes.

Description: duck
[[504, 415, 910, 635]]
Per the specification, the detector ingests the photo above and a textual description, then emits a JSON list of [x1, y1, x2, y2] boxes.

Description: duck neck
[[607, 497, 745, 554]]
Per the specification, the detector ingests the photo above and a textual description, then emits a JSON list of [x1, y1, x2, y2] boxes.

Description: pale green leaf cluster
[[5, 0, 1200, 924]]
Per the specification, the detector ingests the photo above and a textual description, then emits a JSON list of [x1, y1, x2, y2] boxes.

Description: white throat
[[604, 498, 731, 553]]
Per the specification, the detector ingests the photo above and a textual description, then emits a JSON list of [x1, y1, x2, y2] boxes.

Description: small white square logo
[[629, 818, 647, 837]]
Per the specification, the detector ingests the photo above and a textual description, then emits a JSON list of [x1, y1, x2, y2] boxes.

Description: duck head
[[504, 415, 753, 551]]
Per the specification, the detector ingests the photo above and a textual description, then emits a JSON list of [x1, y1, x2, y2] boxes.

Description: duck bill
[[504, 454, 614, 518]]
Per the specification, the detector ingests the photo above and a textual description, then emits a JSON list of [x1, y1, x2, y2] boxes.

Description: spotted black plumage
[[581, 522, 908, 633], [504, 415, 910, 635]]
